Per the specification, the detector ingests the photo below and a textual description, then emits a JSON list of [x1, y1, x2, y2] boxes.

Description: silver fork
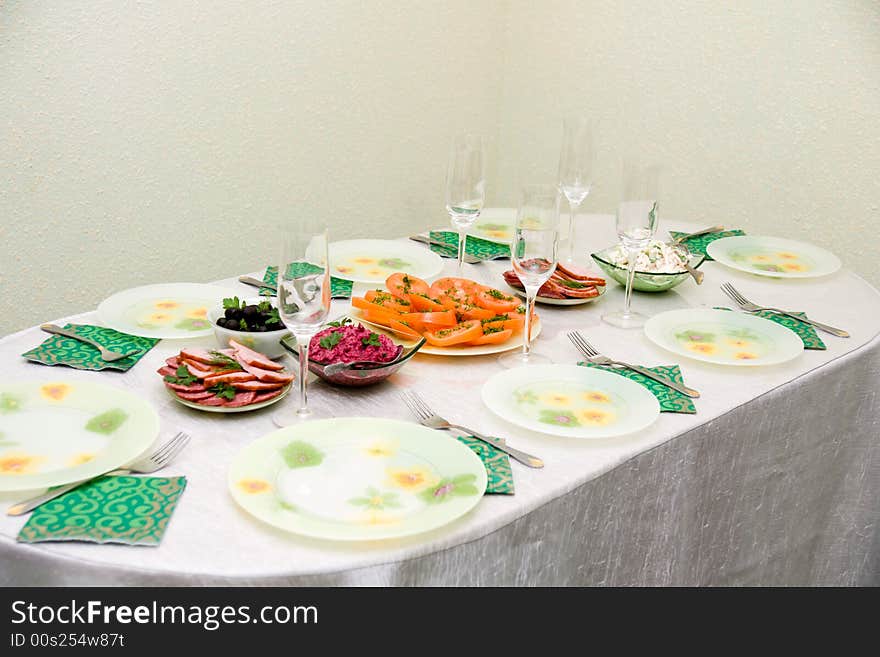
[[7, 431, 192, 516], [567, 331, 701, 399], [40, 324, 143, 362], [720, 283, 850, 338], [400, 390, 544, 468]]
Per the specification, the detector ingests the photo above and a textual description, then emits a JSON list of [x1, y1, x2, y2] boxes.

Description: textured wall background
[[0, 0, 505, 335], [495, 1, 880, 268], [2, 1, 879, 335]]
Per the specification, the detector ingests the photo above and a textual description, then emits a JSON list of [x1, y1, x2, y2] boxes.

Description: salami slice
[[164, 381, 207, 393], [252, 388, 286, 403], [223, 391, 257, 407], [174, 390, 214, 401], [194, 396, 226, 407], [156, 366, 177, 377], [165, 356, 181, 368], [233, 380, 284, 391], [183, 361, 215, 379]]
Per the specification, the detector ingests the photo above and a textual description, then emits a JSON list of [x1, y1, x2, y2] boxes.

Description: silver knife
[[591, 355, 700, 398]]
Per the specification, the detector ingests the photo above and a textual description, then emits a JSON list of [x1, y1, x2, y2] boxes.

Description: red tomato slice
[[400, 310, 456, 328], [386, 273, 429, 297], [467, 328, 513, 345], [475, 288, 520, 313], [423, 320, 483, 347], [407, 293, 447, 312], [364, 289, 412, 313]]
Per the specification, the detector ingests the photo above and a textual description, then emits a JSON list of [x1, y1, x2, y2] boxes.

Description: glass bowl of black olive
[[209, 297, 290, 358]]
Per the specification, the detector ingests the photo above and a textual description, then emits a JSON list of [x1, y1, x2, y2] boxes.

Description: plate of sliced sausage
[[158, 339, 294, 413], [502, 262, 606, 306]]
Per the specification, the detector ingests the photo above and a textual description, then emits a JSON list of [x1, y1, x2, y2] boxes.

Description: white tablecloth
[[1, 218, 878, 586]]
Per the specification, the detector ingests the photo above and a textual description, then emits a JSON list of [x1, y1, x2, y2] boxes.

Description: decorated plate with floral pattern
[[228, 417, 487, 541], [644, 308, 804, 366], [97, 283, 239, 339], [706, 236, 841, 279], [0, 381, 159, 491], [481, 365, 660, 439], [328, 239, 444, 284]]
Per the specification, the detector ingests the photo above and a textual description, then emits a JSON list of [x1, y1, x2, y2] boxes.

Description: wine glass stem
[[623, 247, 638, 317], [522, 286, 538, 359], [457, 229, 467, 273], [294, 332, 312, 416], [566, 199, 581, 262]]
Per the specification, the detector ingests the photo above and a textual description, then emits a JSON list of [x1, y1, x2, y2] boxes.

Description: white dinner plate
[[0, 380, 159, 491], [228, 417, 486, 541], [482, 364, 660, 439], [97, 283, 239, 339], [328, 239, 444, 284], [644, 308, 804, 366], [706, 236, 842, 279], [465, 207, 516, 244]]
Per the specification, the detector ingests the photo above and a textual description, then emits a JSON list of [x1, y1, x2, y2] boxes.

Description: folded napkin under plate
[[669, 229, 745, 260], [428, 231, 511, 261], [578, 362, 697, 414], [17, 475, 187, 547], [259, 264, 353, 299]]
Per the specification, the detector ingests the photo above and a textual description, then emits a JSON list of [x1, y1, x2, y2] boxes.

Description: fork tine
[[572, 331, 598, 357], [722, 282, 747, 307], [153, 434, 190, 467], [150, 431, 187, 462], [400, 391, 428, 420], [566, 332, 588, 358], [407, 390, 435, 419]]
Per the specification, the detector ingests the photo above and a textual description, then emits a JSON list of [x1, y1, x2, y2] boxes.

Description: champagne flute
[[557, 116, 595, 264], [498, 184, 560, 368], [602, 162, 660, 329], [273, 220, 331, 425], [445, 134, 486, 273]]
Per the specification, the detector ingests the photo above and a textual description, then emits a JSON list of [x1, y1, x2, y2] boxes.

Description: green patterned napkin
[[715, 307, 826, 350], [17, 475, 187, 547], [21, 324, 159, 372], [669, 229, 745, 260], [428, 230, 510, 260], [261, 264, 353, 299], [456, 435, 514, 495], [578, 362, 697, 414]]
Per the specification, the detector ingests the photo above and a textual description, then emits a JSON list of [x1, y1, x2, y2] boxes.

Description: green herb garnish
[[238, 317, 248, 331], [208, 351, 243, 371], [319, 332, 343, 349], [222, 297, 242, 310], [485, 289, 513, 301], [164, 364, 199, 386], [208, 382, 237, 401], [257, 300, 273, 313], [361, 332, 382, 347], [266, 307, 281, 324], [481, 314, 510, 325], [515, 305, 526, 314], [327, 317, 353, 328]]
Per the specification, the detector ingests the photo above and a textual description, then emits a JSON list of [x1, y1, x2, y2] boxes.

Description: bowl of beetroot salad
[[309, 323, 401, 365]]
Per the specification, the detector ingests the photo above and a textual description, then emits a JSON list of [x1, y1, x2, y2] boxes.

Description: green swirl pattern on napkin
[[17, 475, 187, 547], [261, 264, 353, 299], [668, 229, 745, 260], [428, 230, 511, 260], [715, 307, 825, 350], [578, 362, 697, 414], [21, 324, 158, 372], [456, 435, 513, 495]]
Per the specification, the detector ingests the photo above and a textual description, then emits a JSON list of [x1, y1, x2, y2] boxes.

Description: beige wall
[[2, 1, 878, 336]]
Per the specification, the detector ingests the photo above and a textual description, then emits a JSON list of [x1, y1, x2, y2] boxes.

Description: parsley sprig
[[164, 364, 199, 387], [208, 382, 237, 400], [362, 332, 382, 347]]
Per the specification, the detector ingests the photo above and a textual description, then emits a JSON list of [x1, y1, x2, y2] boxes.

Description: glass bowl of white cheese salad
[[591, 240, 706, 292]]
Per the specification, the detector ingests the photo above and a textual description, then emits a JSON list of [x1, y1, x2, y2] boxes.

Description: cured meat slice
[[253, 388, 286, 403], [180, 348, 217, 365], [223, 391, 257, 407], [558, 284, 599, 299], [229, 339, 284, 371], [555, 262, 597, 281], [183, 361, 215, 379], [165, 356, 181, 368], [238, 360, 295, 383], [233, 380, 284, 391], [202, 371, 256, 386], [194, 396, 226, 407], [164, 381, 207, 393], [157, 366, 177, 377], [174, 390, 215, 401]]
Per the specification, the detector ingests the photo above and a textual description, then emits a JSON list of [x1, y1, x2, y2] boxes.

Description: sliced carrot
[[423, 320, 483, 347], [474, 288, 520, 313], [467, 328, 513, 345], [386, 273, 429, 297]]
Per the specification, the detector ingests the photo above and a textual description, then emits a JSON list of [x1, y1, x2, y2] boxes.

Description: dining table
[[1, 216, 878, 586]]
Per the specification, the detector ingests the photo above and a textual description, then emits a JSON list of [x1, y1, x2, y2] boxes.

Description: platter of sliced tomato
[[348, 273, 542, 356]]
